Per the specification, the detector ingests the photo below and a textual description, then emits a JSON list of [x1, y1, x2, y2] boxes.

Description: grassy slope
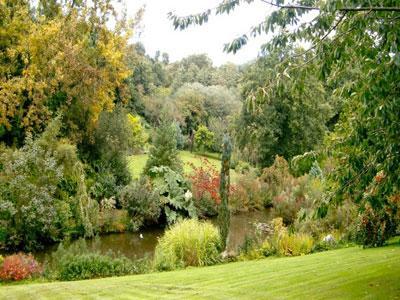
[[2, 244, 399, 300], [128, 150, 224, 178]]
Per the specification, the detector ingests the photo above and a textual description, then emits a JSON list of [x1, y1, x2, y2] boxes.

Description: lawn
[[128, 150, 229, 178], [2, 243, 399, 299]]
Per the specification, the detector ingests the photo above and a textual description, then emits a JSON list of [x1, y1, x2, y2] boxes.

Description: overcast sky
[[126, 0, 275, 66]]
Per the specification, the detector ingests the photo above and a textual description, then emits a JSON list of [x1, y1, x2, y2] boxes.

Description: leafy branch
[[260, 0, 400, 12], [168, 0, 400, 32]]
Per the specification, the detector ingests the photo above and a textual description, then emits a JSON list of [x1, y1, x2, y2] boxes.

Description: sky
[[126, 0, 275, 66]]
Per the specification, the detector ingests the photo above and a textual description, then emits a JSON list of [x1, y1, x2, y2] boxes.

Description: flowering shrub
[[0, 253, 42, 281]]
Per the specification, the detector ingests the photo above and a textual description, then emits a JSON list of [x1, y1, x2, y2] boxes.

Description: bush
[[150, 166, 197, 225], [295, 200, 357, 241], [127, 113, 148, 153], [120, 176, 161, 230], [0, 118, 98, 251], [271, 177, 309, 225], [0, 253, 42, 281], [263, 218, 314, 257], [143, 122, 183, 175], [239, 218, 315, 260], [98, 208, 129, 233], [290, 151, 319, 177], [236, 235, 266, 261], [259, 156, 294, 208], [355, 197, 400, 247], [235, 161, 252, 174], [57, 253, 137, 281], [194, 125, 214, 153], [174, 122, 185, 150], [154, 219, 221, 271], [188, 158, 220, 217], [259, 156, 316, 225], [230, 172, 266, 213], [45, 239, 148, 281], [275, 233, 314, 256]]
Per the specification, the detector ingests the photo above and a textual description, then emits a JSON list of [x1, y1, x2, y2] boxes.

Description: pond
[[33, 210, 271, 262]]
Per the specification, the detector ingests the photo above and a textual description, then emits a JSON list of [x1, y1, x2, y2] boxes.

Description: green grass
[[128, 150, 227, 178], [2, 243, 399, 299]]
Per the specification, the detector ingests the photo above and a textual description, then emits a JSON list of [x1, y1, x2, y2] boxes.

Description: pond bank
[[32, 210, 271, 262]]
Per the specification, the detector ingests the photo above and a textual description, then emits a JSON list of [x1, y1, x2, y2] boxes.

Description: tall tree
[[218, 134, 232, 250]]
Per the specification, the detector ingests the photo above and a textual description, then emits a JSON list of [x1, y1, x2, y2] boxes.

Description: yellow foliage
[[266, 218, 314, 257], [0, 2, 133, 142], [127, 113, 147, 149]]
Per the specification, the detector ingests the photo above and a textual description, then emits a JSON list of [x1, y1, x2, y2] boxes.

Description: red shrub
[[0, 253, 42, 281], [188, 158, 236, 205], [188, 158, 221, 204]]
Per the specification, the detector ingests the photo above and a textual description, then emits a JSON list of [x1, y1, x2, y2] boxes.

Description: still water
[[34, 210, 271, 261]]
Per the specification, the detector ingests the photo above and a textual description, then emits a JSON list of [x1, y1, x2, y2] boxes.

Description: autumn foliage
[[188, 159, 221, 204], [188, 158, 236, 206], [0, 253, 42, 281]]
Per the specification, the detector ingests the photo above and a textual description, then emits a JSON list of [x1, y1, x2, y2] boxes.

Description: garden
[[0, 0, 399, 299]]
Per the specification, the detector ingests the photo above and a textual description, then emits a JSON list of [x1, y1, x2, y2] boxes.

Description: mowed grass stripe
[[1, 244, 399, 300]]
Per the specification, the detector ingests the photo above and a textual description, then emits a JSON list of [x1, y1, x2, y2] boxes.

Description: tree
[[0, 117, 98, 251], [172, 83, 208, 135], [169, 0, 400, 244], [195, 125, 215, 153], [174, 121, 185, 150], [0, 0, 132, 146], [236, 49, 330, 167], [172, 82, 241, 136], [168, 54, 215, 89], [90, 107, 133, 201], [217, 134, 232, 250], [127, 113, 147, 153], [143, 122, 183, 175], [212, 63, 242, 88]]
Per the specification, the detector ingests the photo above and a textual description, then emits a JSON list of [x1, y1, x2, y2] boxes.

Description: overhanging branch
[[260, 0, 400, 12]]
